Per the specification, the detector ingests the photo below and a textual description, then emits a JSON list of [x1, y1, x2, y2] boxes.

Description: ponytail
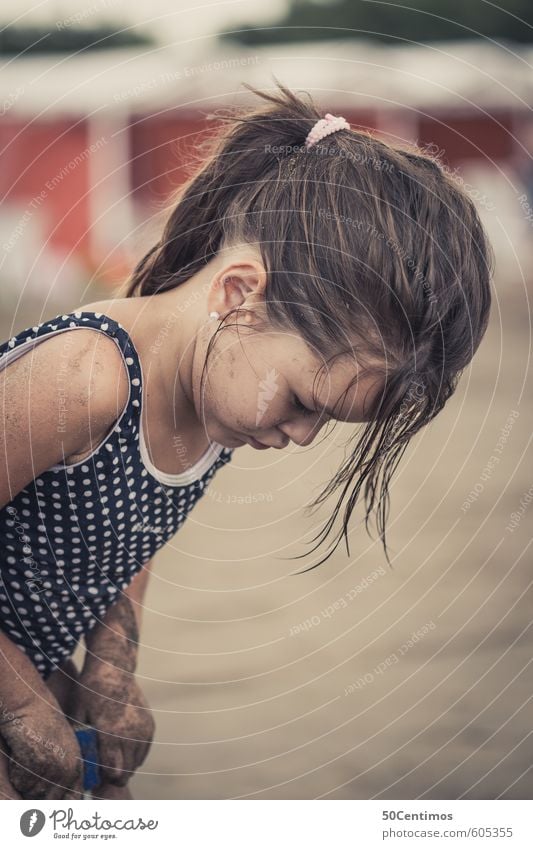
[[124, 77, 321, 298]]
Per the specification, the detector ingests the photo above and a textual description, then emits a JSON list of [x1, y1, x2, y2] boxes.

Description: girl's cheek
[[213, 389, 252, 429]]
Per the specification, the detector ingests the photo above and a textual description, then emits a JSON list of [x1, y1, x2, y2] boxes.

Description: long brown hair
[[123, 77, 494, 572]]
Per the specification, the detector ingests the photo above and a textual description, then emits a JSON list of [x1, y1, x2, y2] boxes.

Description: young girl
[[0, 81, 493, 800]]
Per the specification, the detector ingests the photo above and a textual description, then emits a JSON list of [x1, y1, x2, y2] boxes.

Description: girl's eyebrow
[[311, 396, 342, 419], [313, 395, 370, 423]]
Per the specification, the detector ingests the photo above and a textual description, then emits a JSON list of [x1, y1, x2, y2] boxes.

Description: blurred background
[[0, 0, 532, 799]]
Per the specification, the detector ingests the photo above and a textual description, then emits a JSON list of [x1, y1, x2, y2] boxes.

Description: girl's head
[[124, 79, 494, 570]]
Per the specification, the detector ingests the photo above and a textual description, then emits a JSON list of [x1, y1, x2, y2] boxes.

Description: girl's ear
[[208, 259, 267, 317]]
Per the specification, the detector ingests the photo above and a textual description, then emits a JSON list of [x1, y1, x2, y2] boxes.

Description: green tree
[[219, 0, 533, 45], [0, 23, 154, 55]]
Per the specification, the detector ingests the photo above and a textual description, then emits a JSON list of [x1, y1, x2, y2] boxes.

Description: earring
[[209, 311, 220, 320]]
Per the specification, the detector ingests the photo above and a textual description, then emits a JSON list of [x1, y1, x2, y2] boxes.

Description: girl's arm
[[72, 560, 156, 792], [81, 558, 154, 675], [0, 328, 129, 798]]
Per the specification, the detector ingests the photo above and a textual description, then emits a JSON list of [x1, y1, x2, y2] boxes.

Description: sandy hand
[[0, 691, 84, 799], [71, 662, 154, 788]]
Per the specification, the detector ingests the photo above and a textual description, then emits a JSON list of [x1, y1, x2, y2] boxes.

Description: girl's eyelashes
[[292, 394, 315, 416]]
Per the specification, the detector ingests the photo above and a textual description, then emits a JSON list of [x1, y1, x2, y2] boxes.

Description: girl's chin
[[212, 430, 248, 448], [246, 435, 271, 449], [217, 430, 270, 450], [211, 423, 271, 450]]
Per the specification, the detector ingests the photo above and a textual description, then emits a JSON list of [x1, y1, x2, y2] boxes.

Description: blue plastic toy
[[72, 724, 100, 791]]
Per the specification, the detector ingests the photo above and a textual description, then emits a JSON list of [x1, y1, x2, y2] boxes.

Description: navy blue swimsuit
[[0, 310, 234, 679]]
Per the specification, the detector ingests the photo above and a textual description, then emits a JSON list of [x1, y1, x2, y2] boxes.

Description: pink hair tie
[[305, 112, 350, 149]]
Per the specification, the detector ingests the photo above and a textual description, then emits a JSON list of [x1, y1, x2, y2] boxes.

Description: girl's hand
[[0, 695, 84, 799], [72, 662, 154, 788], [0, 633, 84, 800]]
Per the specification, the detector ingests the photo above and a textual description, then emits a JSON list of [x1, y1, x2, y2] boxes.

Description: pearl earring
[[209, 311, 220, 320]]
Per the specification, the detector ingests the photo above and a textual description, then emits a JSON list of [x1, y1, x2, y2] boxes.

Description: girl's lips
[[247, 435, 271, 450]]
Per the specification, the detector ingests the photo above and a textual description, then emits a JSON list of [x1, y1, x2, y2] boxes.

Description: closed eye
[[292, 395, 316, 416]]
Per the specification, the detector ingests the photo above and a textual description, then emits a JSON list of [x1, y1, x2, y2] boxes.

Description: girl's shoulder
[[0, 309, 131, 418], [0, 311, 132, 509]]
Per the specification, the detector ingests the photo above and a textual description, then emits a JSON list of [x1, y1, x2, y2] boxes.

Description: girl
[[0, 81, 493, 799]]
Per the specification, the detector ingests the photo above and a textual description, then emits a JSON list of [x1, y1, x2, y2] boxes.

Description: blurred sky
[[0, 0, 287, 42]]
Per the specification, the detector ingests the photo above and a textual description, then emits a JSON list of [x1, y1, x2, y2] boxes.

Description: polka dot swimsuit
[[0, 310, 234, 680]]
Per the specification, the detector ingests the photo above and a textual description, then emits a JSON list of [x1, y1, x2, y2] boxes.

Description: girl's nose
[[278, 413, 326, 447]]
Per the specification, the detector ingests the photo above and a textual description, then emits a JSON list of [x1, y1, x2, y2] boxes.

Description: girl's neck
[[82, 280, 207, 438]]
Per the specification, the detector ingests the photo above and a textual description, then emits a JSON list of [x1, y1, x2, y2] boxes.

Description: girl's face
[[197, 322, 384, 450]]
